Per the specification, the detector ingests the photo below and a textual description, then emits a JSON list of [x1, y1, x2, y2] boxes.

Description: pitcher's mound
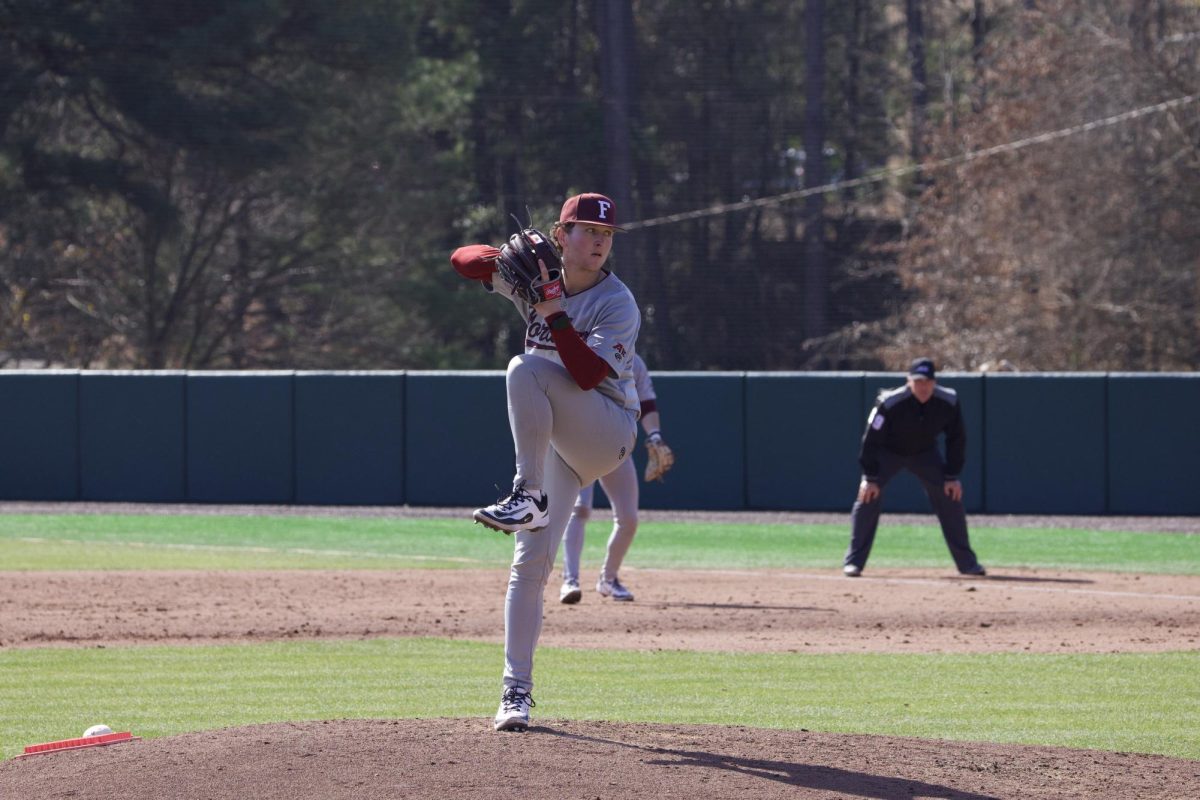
[[2, 718, 1195, 799]]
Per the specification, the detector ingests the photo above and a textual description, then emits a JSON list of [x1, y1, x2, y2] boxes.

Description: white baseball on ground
[[83, 724, 114, 738]]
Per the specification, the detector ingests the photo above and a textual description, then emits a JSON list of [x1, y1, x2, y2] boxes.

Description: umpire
[[843, 357, 986, 578]]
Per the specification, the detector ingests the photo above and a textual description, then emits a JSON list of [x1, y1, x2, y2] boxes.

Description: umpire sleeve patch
[[869, 408, 885, 430]]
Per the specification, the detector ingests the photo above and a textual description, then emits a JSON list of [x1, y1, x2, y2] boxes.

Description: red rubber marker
[[15, 731, 141, 758]]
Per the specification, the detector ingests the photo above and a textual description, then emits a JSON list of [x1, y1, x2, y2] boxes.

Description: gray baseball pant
[[559, 455, 639, 584], [845, 448, 980, 573], [502, 354, 637, 692]]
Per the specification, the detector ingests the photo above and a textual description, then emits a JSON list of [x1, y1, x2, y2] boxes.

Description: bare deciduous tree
[[883, 0, 1200, 371]]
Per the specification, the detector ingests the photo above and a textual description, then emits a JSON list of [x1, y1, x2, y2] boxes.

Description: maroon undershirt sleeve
[[546, 312, 609, 390], [450, 244, 500, 281]]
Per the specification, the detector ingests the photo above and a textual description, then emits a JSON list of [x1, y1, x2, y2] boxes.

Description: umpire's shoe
[[473, 484, 549, 534], [494, 686, 535, 732]]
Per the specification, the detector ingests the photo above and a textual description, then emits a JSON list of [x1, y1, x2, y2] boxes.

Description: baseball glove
[[644, 432, 675, 482], [495, 228, 564, 305]]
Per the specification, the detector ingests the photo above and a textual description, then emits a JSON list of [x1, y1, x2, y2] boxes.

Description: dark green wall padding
[[745, 373, 862, 511], [0, 371, 79, 500], [0, 370, 1195, 515], [81, 371, 186, 502], [1107, 373, 1200, 515], [984, 374, 1107, 514], [295, 372, 405, 505], [404, 371, 511, 507], [186, 372, 294, 504], [639, 373, 744, 510]]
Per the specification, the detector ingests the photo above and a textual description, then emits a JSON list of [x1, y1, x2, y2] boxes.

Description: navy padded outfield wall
[[1107, 373, 1200, 515], [0, 370, 1195, 514], [403, 371, 512, 507], [186, 372, 294, 504], [81, 371, 186, 502], [635, 372, 745, 511], [0, 371, 79, 500], [984, 373, 1107, 514], [744, 373, 863, 511], [294, 372, 405, 505]]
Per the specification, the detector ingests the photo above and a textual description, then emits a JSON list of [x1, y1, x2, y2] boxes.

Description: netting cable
[[623, 93, 1200, 231]]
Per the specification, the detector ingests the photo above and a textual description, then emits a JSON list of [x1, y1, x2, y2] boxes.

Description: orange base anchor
[[15, 731, 141, 758]]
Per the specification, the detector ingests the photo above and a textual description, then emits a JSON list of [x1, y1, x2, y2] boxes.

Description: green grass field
[[2, 513, 1198, 762], [0, 513, 1196, 573]]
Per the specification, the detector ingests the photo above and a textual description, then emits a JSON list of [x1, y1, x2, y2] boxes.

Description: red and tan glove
[[644, 432, 675, 482]]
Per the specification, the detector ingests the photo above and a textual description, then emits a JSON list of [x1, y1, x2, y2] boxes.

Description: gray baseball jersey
[[488, 270, 640, 414], [630, 353, 655, 407]]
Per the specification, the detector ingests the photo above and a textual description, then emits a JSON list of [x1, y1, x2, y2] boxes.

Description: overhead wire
[[622, 93, 1200, 231]]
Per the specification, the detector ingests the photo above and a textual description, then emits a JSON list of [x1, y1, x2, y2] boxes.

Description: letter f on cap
[[597, 200, 611, 219]]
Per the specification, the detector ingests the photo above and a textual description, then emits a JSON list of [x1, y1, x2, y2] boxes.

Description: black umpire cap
[[908, 357, 936, 380]]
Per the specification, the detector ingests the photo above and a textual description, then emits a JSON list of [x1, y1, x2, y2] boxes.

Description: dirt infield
[[2, 567, 1198, 654], [1, 504, 1197, 797], [3, 718, 1197, 800]]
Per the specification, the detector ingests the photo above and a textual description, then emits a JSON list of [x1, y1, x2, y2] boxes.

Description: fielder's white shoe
[[473, 484, 549, 534], [596, 576, 634, 602], [560, 579, 582, 604], [493, 686, 535, 732], [843, 564, 862, 577]]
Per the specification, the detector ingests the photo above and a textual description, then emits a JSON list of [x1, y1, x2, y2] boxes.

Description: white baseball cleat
[[473, 484, 549, 534], [843, 564, 862, 577], [494, 686, 535, 732], [559, 579, 582, 604], [596, 576, 634, 602]]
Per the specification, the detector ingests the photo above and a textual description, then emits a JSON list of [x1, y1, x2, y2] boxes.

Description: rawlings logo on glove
[[495, 228, 564, 305]]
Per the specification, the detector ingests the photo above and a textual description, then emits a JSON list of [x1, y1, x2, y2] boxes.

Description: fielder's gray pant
[[559, 455, 640, 584], [845, 448, 980, 573], [503, 354, 637, 692]]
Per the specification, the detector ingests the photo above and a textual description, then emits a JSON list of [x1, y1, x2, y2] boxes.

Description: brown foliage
[[886, 0, 1200, 371]]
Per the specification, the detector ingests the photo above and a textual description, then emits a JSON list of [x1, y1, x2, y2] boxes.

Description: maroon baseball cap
[[559, 193, 625, 231]]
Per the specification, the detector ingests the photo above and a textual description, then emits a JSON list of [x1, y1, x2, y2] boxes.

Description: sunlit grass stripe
[[2, 639, 1197, 761], [11, 537, 488, 564], [0, 514, 1196, 574]]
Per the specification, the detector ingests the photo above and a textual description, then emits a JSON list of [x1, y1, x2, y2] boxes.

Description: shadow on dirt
[[947, 575, 1095, 585], [534, 727, 999, 799], [653, 602, 838, 612]]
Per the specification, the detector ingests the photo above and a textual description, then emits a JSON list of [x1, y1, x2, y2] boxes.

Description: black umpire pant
[[845, 448, 981, 573]]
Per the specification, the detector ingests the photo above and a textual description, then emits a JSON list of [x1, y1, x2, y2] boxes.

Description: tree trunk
[[803, 0, 828, 341], [597, 0, 665, 362], [972, 0, 986, 112], [905, 0, 929, 165], [842, 0, 865, 205], [596, 0, 635, 234]]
